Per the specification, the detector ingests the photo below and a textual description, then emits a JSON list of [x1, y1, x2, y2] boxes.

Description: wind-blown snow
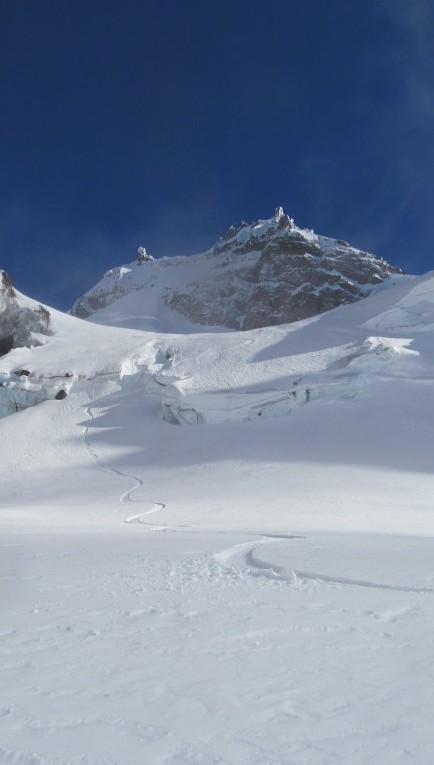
[[1, 268, 434, 763]]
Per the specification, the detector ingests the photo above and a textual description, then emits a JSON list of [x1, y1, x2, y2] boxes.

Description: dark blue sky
[[1, 0, 434, 309]]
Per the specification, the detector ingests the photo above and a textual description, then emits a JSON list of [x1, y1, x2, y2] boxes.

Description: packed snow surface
[[1, 269, 434, 763]]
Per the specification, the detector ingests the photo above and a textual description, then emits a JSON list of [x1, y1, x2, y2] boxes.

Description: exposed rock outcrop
[[0, 270, 52, 357]]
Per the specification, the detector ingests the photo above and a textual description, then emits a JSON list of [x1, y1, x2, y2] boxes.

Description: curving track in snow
[[215, 538, 434, 594], [83, 403, 166, 523], [124, 505, 167, 524]]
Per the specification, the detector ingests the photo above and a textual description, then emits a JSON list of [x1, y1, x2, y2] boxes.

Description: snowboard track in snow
[[83, 392, 432, 592], [83, 403, 166, 524], [124, 505, 166, 524], [216, 540, 434, 595]]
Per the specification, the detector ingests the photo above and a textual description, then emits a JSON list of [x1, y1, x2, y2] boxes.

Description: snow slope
[[1, 269, 434, 763]]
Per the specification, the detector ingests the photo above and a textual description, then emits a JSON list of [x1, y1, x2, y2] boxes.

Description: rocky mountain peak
[[214, 207, 298, 257], [136, 246, 154, 264], [71, 209, 402, 331]]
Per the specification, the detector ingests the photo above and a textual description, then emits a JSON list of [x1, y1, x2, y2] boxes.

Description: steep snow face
[[71, 208, 401, 331], [152, 274, 433, 426]]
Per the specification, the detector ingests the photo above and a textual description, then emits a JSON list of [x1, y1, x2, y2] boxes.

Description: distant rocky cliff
[[71, 208, 402, 330], [0, 270, 51, 356]]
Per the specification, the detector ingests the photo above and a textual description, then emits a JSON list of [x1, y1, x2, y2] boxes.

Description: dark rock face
[[72, 278, 144, 319], [0, 271, 52, 356], [165, 209, 401, 329], [14, 369, 31, 377], [0, 335, 14, 357], [0, 271, 16, 298]]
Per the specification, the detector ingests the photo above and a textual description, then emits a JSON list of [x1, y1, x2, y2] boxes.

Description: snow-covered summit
[[136, 246, 154, 264], [71, 208, 401, 331]]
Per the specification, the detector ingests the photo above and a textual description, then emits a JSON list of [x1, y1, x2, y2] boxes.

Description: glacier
[[1, 253, 434, 764]]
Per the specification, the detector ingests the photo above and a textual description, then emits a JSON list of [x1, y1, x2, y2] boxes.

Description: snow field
[[2, 270, 434, 762], [2, 531, 434, 764]]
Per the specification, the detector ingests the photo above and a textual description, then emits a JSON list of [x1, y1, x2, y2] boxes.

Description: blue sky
[[1, 0, 434, 309]]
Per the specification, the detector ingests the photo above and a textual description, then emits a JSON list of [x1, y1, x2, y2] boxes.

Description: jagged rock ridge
[[0, 270, 52, 357], [71, 208, 402, 330]]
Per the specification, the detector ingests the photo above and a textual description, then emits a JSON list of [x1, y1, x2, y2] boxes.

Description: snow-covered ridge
[[2, 266, 432, 423], [71, 207, 401, 331]]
